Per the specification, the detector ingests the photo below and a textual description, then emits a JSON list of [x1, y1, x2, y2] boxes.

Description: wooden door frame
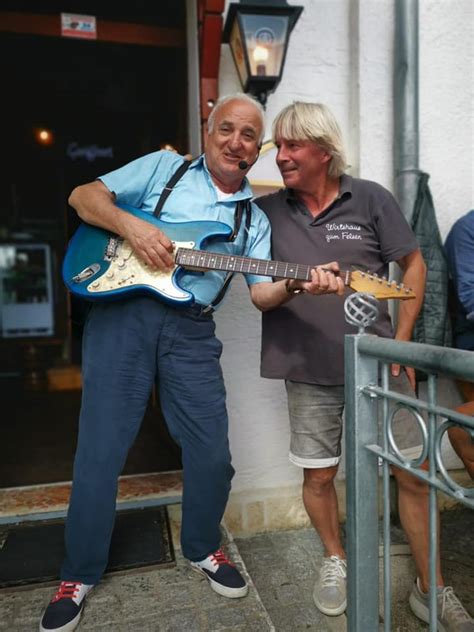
[[0, 11, 185, 47], [197, 0, 225, 149]]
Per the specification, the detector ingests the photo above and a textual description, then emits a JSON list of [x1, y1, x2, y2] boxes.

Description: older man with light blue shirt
[[39, 93, 342, 632], [98, 149, 272, 306]]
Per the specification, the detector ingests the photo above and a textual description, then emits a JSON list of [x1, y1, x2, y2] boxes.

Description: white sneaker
[[313, 555, 347, 616], [409, 578, 474, 631]]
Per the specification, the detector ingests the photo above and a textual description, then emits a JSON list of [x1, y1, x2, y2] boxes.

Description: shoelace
[[51, 581, 82, 603], [320, 556, 346, 588], [211, 549, 234, 568], [440, 586, 472, 623]]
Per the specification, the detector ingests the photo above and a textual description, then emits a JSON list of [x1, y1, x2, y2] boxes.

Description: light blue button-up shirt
[[99, 150, 271, 307]]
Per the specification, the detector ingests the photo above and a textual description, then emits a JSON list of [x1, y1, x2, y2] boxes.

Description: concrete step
[[0, 471, 183, 525]]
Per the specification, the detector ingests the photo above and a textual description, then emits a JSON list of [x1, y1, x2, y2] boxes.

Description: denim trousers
[[61, 296, 234, 584]]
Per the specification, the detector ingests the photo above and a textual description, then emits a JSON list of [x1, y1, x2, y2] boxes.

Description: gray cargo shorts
[[285, 371, 423, 468]]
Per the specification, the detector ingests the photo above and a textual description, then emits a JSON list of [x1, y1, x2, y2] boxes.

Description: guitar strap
[[152, 157, 252, 314], [153, 158, 192, 218], [202, 199, 252, 314]]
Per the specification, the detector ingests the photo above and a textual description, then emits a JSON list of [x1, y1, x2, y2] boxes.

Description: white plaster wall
[[355, 0, 395, 187], [419, 0, 474, 239], [217, 0, 474, 495], [215, 276, 297, 491], [220, 0, 352, 153]]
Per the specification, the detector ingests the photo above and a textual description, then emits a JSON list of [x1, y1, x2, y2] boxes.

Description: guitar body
[[62, 204, 233, 305]]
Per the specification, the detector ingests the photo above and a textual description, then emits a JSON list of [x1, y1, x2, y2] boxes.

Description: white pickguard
[[86, 240, 195, 299]]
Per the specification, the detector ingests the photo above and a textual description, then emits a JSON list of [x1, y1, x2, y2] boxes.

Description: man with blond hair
[[252, 101, 473, 631]]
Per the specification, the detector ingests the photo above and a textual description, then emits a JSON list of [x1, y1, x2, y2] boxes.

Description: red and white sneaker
[[190, 548, 248, 598], [39, 581, 93, 632]]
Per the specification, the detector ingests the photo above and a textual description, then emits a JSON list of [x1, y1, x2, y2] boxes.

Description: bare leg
[[392, 463, 443, 592], [303, 466, 345, 559], [448, 396, 474, 479]]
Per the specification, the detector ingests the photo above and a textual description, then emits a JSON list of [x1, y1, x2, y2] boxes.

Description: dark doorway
[[0, 7, 187, 488]]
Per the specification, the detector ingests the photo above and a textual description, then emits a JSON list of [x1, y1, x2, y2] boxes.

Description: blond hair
[[272, 102, 347, 177]]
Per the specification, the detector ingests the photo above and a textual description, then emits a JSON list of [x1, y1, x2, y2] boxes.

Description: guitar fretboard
[[176, 248, 350, 283]]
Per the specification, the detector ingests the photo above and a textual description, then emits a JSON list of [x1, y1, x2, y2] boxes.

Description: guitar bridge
[[105, 236, 122, 261]]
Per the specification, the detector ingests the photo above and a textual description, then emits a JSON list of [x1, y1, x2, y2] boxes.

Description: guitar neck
[[175, 248, 351, 284]]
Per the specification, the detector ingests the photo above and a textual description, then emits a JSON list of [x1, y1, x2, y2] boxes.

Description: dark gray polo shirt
[[255, 175, 419, 385]]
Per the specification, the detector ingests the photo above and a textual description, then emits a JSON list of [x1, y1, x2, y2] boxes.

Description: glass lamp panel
[[230, 17, 249, 88], [240, 13, 289, 78]]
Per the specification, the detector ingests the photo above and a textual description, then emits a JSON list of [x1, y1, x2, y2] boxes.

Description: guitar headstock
[[349, 269, 415, 300]]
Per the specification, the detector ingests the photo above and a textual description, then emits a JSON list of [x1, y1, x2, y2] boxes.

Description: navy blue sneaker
[[40, 581, 93, 631], [190, 548, 248, 598]]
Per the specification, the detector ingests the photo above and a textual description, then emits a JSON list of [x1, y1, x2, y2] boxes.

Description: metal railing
[[344, 294, 474, 632]]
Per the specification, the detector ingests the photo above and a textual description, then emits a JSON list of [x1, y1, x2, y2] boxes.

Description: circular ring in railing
[[386, 403, 428, 468], [435, 419, 474, 499]]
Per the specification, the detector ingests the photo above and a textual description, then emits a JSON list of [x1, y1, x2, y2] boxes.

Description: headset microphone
[[238, 146, 262, 170]]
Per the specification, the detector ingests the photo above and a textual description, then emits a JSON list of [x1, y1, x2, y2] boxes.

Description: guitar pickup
[[72, 263, 101, 283]]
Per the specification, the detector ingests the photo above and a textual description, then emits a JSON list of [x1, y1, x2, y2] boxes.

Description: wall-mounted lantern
[[223, 0, 303, 107]]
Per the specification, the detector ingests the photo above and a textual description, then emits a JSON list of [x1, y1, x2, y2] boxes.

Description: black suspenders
[[153, 159, 192, 218], [154, 158, 252, 313], [203, 199, 251, 313]]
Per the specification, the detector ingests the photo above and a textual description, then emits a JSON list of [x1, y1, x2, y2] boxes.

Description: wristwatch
[[285, 279, 304, 295]]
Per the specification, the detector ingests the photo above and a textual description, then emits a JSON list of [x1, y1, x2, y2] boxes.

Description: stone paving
[[0, 505, 472, 631], [235, 506, 473, 631], [0, 506, 272, 632], [235, 528, 344, 632]]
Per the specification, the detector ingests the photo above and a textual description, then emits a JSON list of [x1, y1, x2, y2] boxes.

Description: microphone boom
[[238, 149, 261, 170]]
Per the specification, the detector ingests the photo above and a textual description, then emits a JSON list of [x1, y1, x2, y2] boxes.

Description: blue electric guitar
[[62, 204, 416, 305]]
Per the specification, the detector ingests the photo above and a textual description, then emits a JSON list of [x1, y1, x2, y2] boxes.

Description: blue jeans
[[61, 297, 234, 584]]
